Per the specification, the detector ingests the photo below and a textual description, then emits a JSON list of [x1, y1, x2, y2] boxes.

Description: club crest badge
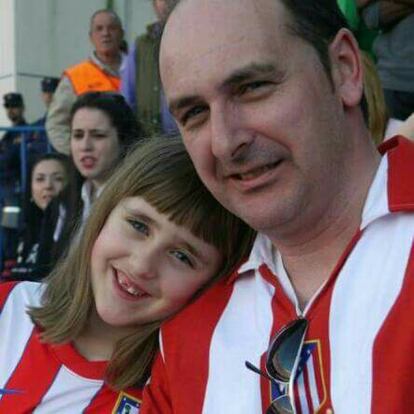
[[113, 392, 141, 414], [268, 339, 327, 413]]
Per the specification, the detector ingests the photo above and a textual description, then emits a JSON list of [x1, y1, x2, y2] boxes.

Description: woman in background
[[1, 153, 69, 281]]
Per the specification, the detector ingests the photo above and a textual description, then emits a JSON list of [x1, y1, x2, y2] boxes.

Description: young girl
[[1, 153, 69, 281], [0, 137, 254, 413]]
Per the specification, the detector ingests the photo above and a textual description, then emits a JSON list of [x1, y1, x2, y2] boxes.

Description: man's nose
[[210, 104, 252, 161]]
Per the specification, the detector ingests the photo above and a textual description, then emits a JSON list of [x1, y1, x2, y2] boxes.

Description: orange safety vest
[[64, 59, 120, 96]]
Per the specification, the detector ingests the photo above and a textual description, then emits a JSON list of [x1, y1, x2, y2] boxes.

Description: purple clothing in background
[[120, 43, 178, 136]]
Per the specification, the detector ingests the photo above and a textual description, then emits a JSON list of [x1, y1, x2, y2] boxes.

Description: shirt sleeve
[[141, 351, 173, 414], [120, 43, 137, 112], [45, 76, 76, 155]]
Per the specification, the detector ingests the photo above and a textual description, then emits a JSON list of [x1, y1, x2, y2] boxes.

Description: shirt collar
[[90, 52, 122, 77]]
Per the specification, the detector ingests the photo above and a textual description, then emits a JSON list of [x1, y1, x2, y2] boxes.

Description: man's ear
[[329, 28, 363, 109]]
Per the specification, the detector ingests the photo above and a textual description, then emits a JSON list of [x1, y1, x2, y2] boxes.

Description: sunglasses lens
[[267, 318, 308, 382], [267, 395, 294, 414]]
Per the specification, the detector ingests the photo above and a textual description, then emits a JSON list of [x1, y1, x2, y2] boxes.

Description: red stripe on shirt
[[145, 277, 236, 414], [0, 327, 61, 411], [371, 243, 414, 413], [0, 281, 19, 309]]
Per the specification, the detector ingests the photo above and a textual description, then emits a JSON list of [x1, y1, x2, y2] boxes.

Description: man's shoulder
[[65, 59, 95, 74], [162, 274, 237, 338], [381, 136, 414, 211]]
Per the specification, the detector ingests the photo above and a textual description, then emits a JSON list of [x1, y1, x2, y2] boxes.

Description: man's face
[[90, 11, 123, 56], [42, 92, 54, 109], [153, 0, 170, 23], [160, 0, 358, 237], [5, 106, 24, 124]]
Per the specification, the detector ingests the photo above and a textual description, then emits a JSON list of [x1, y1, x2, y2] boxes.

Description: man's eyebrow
[[221, 62, 277, 89], [168, 63, 277, 115], [169, 95, 202, 117]]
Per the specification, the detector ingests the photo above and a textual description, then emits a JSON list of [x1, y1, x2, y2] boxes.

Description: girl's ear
[[329, 28, 364, 109]]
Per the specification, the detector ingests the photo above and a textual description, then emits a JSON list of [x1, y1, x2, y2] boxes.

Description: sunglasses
[[245, 318, 309, 414]]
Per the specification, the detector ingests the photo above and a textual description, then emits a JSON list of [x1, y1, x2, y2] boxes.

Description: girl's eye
[[170, 250, 194, 268], [128, 219, 149, 236]]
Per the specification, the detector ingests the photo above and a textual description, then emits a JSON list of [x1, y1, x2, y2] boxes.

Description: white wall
[[0, 0, 17, 127], [0, 0, 155, 127]]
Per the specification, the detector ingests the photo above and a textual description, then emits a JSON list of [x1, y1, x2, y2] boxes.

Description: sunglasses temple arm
[[245, 360, 276, 384]]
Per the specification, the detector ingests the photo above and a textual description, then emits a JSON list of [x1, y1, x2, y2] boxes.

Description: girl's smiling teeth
[[116, 270, 148, 297]]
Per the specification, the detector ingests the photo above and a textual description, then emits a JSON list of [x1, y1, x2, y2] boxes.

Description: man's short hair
[[165, 0, 368, 122], [89, 9, 123, 31]]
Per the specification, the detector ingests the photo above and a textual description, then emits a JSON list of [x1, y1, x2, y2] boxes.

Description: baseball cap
[[3, 92, 24, 108], [41, 77, 60, 93]]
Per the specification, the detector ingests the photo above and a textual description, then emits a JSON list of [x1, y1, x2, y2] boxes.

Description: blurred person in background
[[0, 93, 28, 265], [121, 0, 177, 137], [29, 77, 60, 155], [362, 51, 414, 144], [1, 153, 70, 281], [46, 9, 125, 155], [361, 0, 414, 121]]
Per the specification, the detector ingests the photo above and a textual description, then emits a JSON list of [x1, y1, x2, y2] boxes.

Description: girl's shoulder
[[0, 280, 45, 311]]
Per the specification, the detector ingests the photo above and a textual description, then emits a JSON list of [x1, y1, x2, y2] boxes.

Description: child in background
[[0, 136, 254, 413]]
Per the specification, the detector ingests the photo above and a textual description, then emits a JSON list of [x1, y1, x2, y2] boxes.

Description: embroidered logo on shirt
[[0, 388, 23, 395], [112, 392, 141, 414]]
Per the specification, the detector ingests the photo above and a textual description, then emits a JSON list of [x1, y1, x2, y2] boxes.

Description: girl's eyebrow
[[124, 207, 158, 228]]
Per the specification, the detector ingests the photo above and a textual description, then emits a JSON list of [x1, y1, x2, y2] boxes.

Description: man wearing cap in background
[[1, 93, 28, 192], [46, 9, 125, 155], [29, 77, 60, 155], [0, 93, 28, 265]]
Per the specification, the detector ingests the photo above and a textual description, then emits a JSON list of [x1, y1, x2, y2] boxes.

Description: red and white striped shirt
[[0, 281, 142, 413], [142, 137, 414, 414]]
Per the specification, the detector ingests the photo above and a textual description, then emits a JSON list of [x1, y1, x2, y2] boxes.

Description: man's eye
[[128, 219, 149, 236], [239, 81, 269, 95], [181, 106, 207, 126], [171, 250, 194, 268]]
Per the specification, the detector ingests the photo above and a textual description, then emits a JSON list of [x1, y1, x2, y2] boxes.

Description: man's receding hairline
[[89, 9, 123, 30]]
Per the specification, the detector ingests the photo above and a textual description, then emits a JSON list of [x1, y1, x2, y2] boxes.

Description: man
[[0, 93, 28, 264], [1, 93, 28, 195], [142, 0, 414, 412], [361, 0, 414, 120], [121, 0, 177, 136], [46, 9, 124, 154], [29, 77, 60, 154]]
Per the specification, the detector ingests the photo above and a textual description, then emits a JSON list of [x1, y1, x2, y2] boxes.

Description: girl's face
[[31, 159, 67, 210], [90, 196, 222, 330], [70, 108, 120, 186]]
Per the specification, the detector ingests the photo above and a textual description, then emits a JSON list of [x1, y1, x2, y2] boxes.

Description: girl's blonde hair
[[361, 51, 388, 146], [29, 136, 255, 390]]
